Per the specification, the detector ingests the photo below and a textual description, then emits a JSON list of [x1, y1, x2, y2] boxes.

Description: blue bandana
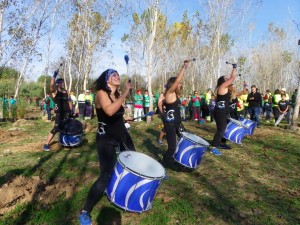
[[106, 69, 117, 82]]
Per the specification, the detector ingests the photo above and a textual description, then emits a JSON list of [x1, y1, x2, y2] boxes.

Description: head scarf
[[105, 69, 117, 83]]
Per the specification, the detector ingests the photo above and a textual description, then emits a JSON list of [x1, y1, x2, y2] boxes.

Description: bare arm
[[97, 80, 132, 116], [166, 60, 189, 94], [49, 77, 56, 93], [158, 93, 165, 114], [218, 67, 237, 95], [236, 82, 248, 96]]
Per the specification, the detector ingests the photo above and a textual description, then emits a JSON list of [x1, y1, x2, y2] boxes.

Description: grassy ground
[[0, 115, 299, 225]]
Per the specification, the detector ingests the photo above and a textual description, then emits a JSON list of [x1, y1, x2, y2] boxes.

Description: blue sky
[[32, 0, 300, 80], [106, 0, 300, 76]]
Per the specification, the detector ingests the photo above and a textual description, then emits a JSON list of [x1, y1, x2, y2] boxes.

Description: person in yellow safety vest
[[78, 90, 86, 119], [236, 95, 244, 118], [204, 88, 212, 120], [241, 88, 249, 118], [272, 89, 282, 121], [84, 90, 93, 120], [280, 88, 290, 123], [281, 88, 289, 100], [70, 92, 77, 114], [263, 89, 272, 122]]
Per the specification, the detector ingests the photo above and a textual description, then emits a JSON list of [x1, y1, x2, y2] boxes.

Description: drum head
[[118, 151, 165, 179], [181, 132, 209, 146]]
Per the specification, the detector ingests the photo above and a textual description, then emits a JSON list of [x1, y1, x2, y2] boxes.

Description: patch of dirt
[[0, 174, 94, 216], [0, 129, 29, 144], [0, 120, 38, 146]]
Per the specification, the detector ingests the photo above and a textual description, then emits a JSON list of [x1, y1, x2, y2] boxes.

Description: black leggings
[[50, 112, 68, 134], [163, 123, 181, 163], [83, 133, 135, 213], [212, 109, 227, 147]]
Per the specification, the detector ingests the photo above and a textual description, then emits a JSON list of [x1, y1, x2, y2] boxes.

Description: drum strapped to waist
[[106, 151, 165, 213], [58, 118, 83, 147], [174, 132, 209, 169], [224, 118, 248, 144]]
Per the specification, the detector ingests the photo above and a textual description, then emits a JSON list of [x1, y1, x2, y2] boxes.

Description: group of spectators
[[176, 86, 298, 128], [40, 89, 95, 121], [129, 85, 298, 129], [0, 95, 17, 122]]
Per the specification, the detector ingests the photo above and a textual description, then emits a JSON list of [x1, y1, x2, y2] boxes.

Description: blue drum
[[58, 118, 83, 147], [239, 117, 256, 135], [106, 151, 165, 213], [224, 118, 248, 144], [174, 132, 209, 169]]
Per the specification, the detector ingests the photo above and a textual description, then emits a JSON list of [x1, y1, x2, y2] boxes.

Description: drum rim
[[229, 118, 249, 129], [180, 131, 210, 146], [117, 151, 165, 179]]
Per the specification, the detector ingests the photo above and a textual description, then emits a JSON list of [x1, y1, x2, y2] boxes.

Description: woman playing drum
[[210, 64, 237, 155], [79, 69, 135, 225], [160, 60, 190, 167]]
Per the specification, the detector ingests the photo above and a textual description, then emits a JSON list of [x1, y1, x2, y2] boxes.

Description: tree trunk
[[146, 0, 159, 123]]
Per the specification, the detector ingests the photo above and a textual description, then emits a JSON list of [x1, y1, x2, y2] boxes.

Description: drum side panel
[[107, 161, 163, 212], [224, 122, 247, 144], [174, 138, 207, 168]]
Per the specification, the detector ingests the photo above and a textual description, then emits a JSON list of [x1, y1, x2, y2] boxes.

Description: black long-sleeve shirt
[[247, 91, 262, 108]]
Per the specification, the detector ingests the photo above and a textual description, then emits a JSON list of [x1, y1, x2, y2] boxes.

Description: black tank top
[[54, 90, 70, 113], [163, 97, 181, 125], [96, 96, 127, 140], [215, 91, 230, 113]]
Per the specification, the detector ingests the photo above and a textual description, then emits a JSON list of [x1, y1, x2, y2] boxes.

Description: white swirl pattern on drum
[[226, 127, 242, 143], [178, 145, 200, 167], [189, 153, 197, 168], [125, 179, 153, 210], [175, 137, 184, 154], [110, 169, 129, 202], [62, 134, 82, 146]]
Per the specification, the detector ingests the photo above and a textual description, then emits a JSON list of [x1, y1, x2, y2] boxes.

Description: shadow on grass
[[198, 147, 300, 225], [97, 206, 122, 225], [0, 168, 25, 187], [7, 130, 96, 223]]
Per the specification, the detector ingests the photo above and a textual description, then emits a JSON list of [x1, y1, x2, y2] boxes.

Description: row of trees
[[0, 0, 299, 127]]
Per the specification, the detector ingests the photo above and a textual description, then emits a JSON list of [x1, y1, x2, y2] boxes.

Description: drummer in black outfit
[[210, 64, 237, 155], [79, 69, 135, 225], [161, 60, 190, 167], [43, 71, 72, 151]]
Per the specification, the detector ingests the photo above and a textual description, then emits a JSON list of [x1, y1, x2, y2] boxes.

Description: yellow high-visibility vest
[[241, 94, 248, 107], [273, 94, 281, 107]]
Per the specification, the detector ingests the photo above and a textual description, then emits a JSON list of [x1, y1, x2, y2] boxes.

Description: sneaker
[[218, 144, 232, 150], [79, 211, 92, 225], [43, 144, 50, 151], [210, 148, 222, 156], [157, 140, 163, 145]]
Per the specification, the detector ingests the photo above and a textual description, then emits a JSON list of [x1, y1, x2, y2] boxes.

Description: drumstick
[[124, 111, 154, 122]]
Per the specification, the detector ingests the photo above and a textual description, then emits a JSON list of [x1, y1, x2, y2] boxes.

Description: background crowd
[[0, 86, 298, 129]]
